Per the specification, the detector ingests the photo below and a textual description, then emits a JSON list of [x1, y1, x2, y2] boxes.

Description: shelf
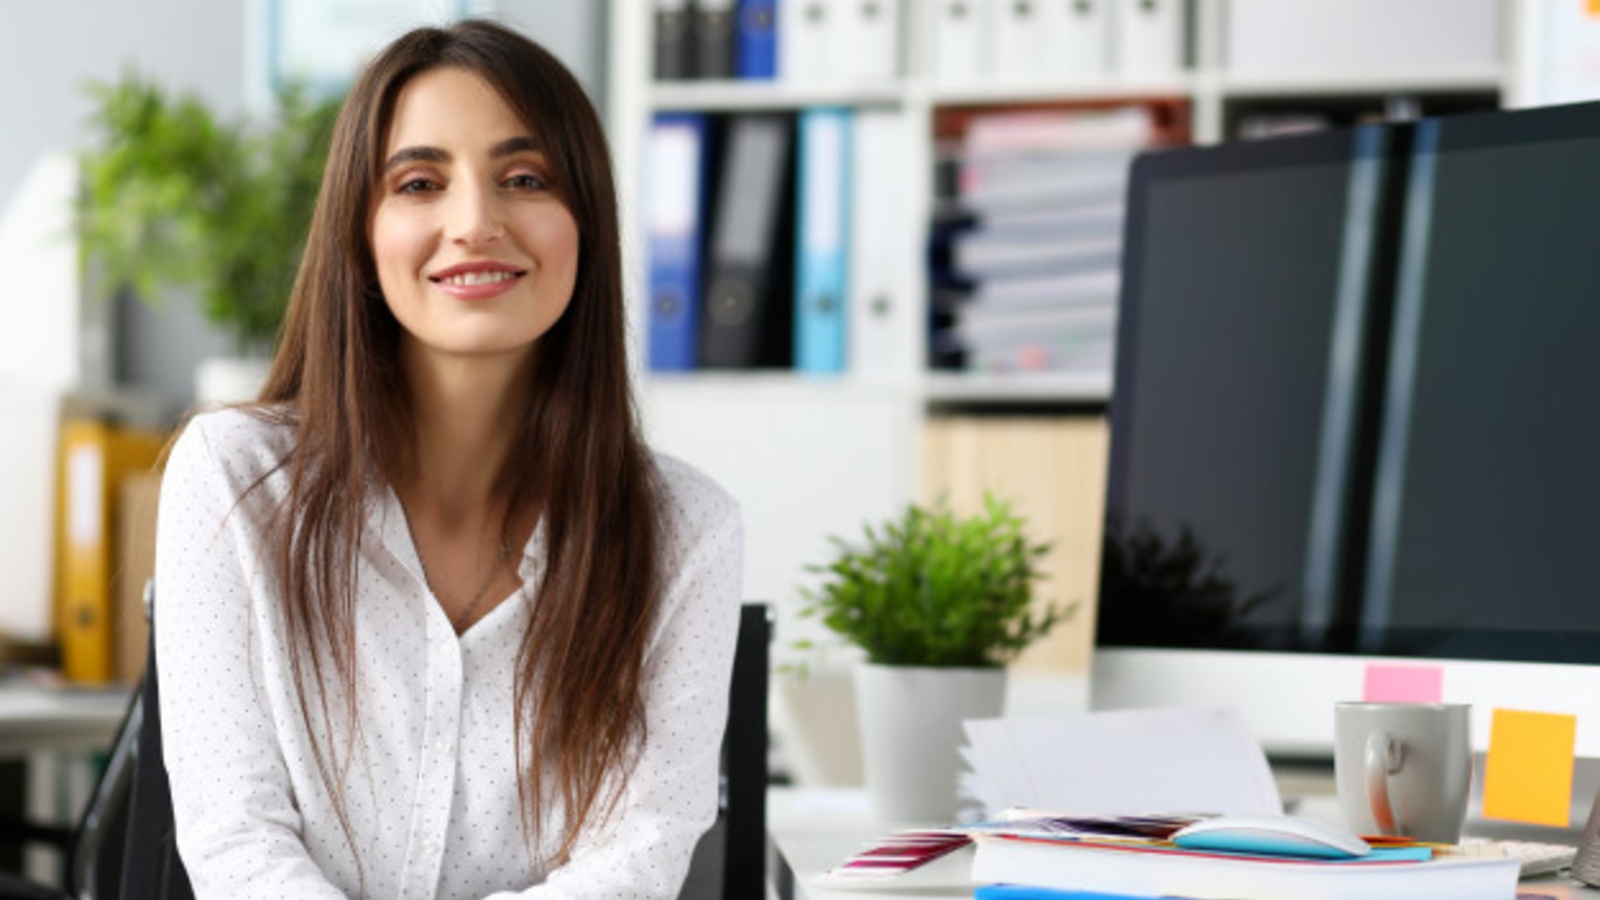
[[609, 0, 1528, 654], [1213, 66, 1505, 98], [922, 371, 1112, 405], [647, 80, 907, 112], [927, 76, 1198, 107], [641, 371, 919, 398], [647, 76, 1205, 114], [639, 370, 1112, 405]]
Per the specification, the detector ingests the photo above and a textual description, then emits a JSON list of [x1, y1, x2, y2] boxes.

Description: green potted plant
[[800, 494, 1071, 822], [76, 71, 341, 403]]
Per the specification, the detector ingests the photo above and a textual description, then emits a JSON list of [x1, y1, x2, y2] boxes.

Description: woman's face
[[369, 66, 579, 368]]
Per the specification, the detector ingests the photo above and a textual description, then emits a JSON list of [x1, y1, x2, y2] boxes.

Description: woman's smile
[[429, 260, 529, 299]]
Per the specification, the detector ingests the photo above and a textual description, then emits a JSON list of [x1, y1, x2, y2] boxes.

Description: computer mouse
[[1170, 815, 1372, 860]]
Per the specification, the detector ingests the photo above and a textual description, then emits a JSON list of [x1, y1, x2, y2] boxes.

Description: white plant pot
[[854, 662, 1007, 823], [194, 356, 271, 408]]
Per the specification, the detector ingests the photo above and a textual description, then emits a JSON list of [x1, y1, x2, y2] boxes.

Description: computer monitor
[[1090, 100, 1600, 765]]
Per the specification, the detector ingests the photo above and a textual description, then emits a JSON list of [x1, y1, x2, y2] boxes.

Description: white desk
[[0, 681, 128, 884], [0, 681, 128, 758], [768, 787, 971, 899], [767, 787, 1600, 900]]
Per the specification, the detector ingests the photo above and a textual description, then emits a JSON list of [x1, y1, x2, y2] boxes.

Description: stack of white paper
[[960, 705, 1283, 819]]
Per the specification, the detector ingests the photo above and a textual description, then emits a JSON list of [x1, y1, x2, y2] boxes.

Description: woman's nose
[[447, 182, 505, 246]]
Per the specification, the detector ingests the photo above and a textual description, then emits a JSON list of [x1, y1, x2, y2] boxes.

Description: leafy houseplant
[[800, 496, 1073, 822], [76, 72, 342, 355], [801, 494, 1070, 667]]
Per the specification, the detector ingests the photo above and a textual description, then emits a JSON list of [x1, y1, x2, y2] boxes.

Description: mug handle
[[1364, 730, 1405, 835]]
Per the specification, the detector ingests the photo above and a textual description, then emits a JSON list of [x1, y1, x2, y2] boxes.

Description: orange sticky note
[[1363, 663, 1443, 703], [1482, 708, 1578, 827]]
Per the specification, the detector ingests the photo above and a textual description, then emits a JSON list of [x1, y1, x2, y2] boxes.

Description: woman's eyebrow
[[383, 138, 539, 172], [492, 136, 541, 158], [383, 146, 449, 172]]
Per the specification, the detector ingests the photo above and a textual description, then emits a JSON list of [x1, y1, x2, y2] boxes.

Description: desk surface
[[769, 788, 971, 899], [0, 680, 128, 758], [767, 787, 1600, 900]]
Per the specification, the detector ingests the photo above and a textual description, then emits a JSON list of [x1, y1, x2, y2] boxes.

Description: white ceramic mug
[[1334, 702, 1472, 843]]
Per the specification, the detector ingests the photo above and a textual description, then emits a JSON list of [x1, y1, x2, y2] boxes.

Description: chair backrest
[[113, 624, 193, 900], [67, 687, 138, 900], [75, 600, 771, 900], [675, 602, 773, 899], [715, 601, 774, 898]]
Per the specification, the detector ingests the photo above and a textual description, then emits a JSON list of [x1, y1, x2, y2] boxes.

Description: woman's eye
[[504, 173, 547, 191], [396, 177, 439, 194]]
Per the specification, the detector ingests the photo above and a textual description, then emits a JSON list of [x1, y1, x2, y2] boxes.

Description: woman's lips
[[430, 263, 527, 300]]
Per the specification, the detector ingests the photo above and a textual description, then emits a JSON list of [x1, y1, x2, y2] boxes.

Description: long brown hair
[[254, 19, 661, 866]]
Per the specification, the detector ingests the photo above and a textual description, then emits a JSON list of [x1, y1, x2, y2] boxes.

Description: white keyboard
[[1447, 837, 1578, 878]]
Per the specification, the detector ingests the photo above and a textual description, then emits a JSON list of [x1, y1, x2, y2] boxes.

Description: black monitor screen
[[1098, 101, 1600, 664], [1368, 113, 1600, 658]]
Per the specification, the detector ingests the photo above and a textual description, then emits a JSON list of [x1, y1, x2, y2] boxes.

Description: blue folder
[[646, 113, 708, 372], [793, 107, 851, 374], [735, 0, 779, 79]]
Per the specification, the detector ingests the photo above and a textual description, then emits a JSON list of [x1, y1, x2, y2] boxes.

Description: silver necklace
[[449, 537, 512, 632]]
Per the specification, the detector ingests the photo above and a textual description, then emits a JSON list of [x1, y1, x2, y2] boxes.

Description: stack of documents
[[965, 815, 1520, 900], [929, 106, 1162, 377], [958, 705, 1282, 819], [818, 706, 1523, 898], [823, 806, 1520, 899]]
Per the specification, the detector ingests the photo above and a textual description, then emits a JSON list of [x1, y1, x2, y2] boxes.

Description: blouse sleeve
[[498, 483, 745, 900], [154, 419, 351, 899]]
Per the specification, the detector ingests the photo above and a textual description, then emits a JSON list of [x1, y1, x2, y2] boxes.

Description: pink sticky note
[[1363, 663, 1444, 703]]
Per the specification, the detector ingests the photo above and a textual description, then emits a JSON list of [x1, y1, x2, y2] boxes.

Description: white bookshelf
[[603, 0, 1524, 631]]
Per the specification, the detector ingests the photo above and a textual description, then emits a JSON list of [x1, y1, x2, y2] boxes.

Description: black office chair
[[679, 602, 773, 900], [0, 601, 771, 900]]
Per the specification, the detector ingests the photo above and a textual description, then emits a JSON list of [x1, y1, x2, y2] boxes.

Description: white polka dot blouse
[[154, 408, 744, 900]]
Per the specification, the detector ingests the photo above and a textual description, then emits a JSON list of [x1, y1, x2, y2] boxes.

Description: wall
[[497, 0, 608, 107], [0, 0, 604, 414]]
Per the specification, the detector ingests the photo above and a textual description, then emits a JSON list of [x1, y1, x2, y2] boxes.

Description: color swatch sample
[[1362, 664, 1444, 703], [1482, 708, 1578, 827]]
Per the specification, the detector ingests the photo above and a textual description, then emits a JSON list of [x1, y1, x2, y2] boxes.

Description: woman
[[154, 19, 742, 900]]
